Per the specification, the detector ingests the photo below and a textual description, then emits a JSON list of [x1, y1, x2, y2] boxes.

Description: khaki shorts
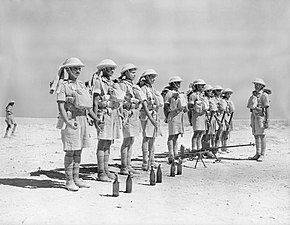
[[61, 115, 90, 151]]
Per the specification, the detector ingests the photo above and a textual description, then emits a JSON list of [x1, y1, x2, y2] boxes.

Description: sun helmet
[[252, 78, 266, 86], [223, 88, 233, 94], [194, 78, 206, 85], [212, 85, 223, 91], [204, 84, 213, 91], [97, 59, 117, 70], [61, 57, 85, 68], [120, 63, 138, 74], [169, 76, 183, 84]]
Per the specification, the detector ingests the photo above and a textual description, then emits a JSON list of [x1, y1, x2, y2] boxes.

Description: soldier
[[220, 88, 235, 152], [163, 76, 187, 163], [137, 69, 163, 170], [56, 57, 98, 191], [203, 84, 217, 149], [118, 63, 144, 175], [91, 59, 123, 181], [4, 100, 17, 138], [188, 79, 208, 152], [247, 78, 270, 162], [212, 85, 227, 149]]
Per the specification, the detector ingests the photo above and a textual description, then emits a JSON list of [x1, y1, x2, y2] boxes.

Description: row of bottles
[[113, 159, 183, 197], [112, 172, 133, 197], [170, 158, 182, 177]]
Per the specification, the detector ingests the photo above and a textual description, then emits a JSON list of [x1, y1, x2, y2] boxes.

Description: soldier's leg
[[127, 137, 139, 174], [11, 123, 17, 136], [4, 123, 11, 138], [191, 131, 198, 151], [142, 137, 149, 170], [248, 135, 261, 160], [104, 140, 115, 180], [257, 135, 266, 162], [64, 150, 79, 191], [196, 131, 204, 150], [167, 135, 174, 163], [172, 134, 179, 159], [148, 137, 157, 168], [97, 140, 111, 182], [120, 137, 130, 175], [73, 150, 90, 188]]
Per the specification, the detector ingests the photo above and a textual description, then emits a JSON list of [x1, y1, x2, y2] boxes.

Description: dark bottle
[[150, 166, 156, 186], [112, 174, 119, 197], [176, 158, 182, 175], [170, 160, 176, 177], [125, 172, 132, 193], [180, 144, 185, 158], [156, 164, 162, 183]]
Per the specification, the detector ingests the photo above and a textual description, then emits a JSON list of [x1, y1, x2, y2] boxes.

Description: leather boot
[[73, 153, 90, 188], [97, 151, 111, 182], [64, 153, 79, 191], [104, 151, 115, 180]]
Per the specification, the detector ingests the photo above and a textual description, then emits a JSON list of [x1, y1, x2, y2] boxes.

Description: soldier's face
[[68, 67, 82, 80], [127, 69, 137, 81], [104, 67, 115, 77], [254, 83, 264, 91]]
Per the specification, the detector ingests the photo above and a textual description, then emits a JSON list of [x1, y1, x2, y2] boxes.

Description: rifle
[[224, 112, 234, 140]]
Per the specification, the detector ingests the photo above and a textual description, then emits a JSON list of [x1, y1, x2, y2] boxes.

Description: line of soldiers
[[50, 57, 270, 192]]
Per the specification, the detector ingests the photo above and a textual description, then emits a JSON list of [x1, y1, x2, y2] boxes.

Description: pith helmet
[[142, 69, 158, 77], [121, 63, 138, 74], [194, 78, 206, 85], [212, 85, 223, 91], [97, 59, 117, 70], [204, 84, 213, 91], [9, 100, 15, 104], [169, 76, 183, 84], [223, 88, 233, 94], [252, 78, 266, 86], [61, 57, 85, 68]]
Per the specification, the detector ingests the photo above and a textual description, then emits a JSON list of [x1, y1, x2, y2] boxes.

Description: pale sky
[[1, 0, 290, 119]]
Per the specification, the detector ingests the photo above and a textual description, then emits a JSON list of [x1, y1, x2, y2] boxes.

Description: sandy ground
[[0, 117, 289, 225]]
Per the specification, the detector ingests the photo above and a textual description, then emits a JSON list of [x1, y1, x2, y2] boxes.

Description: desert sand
[[0, 117, 289, 225]]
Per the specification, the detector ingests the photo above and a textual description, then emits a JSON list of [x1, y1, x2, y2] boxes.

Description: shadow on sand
[[0, 178, 65, 189]]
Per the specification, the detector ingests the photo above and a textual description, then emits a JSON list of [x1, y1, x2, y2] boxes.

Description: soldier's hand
[[67, 121, 78, 130], [263, 120, 269, 129]]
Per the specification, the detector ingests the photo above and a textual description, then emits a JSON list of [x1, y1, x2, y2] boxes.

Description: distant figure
[[247, 78, 270, 162], [4, 100, 17, 138]]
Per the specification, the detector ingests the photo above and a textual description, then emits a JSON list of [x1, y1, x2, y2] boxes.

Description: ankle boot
[[97, 151, 111, 182], [64, 155, 79, 191], [104, 151, 115, 180]]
